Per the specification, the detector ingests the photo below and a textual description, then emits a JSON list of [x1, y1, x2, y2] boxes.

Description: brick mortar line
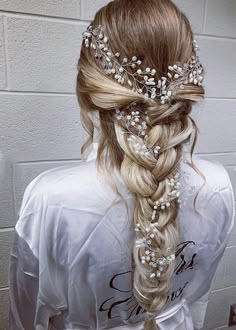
[[16, 158, 82, 164], [79, 0, 83, 24], [2, 16, 9, 91], [0, 227, 14, 232], [12, 160, 19, 230], [211, 284, 236, 293], [226, 245, 236, 250], [196, 33, 236, 41], [196, 151, 236, 156], [0, 10, 91, 25], [202, 0, 208, 33], [228, 247, 236, 251], [0, 287, 8, 292], [205, 97, 236, 100]]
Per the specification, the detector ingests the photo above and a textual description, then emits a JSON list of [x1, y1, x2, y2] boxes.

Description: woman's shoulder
[[180, 154, 234, 226], [18, 159, 125, 219], [178, 155, 235, 266], [184, 154, 234, 196], [183, 154, 235, 235]]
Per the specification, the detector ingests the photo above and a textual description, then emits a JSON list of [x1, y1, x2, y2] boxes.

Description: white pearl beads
[[115, 108, 161, 159], [134, 170, 180, 279], [149, 253, 175, 278], [82, 24, 204, 104], [135, 217, 176, 278]]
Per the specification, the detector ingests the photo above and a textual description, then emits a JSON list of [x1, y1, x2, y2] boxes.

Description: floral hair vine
[[82, 24, 204, 104], [82, 24, 198, 279], [114, 103, 184, 279], [114, 102, 162, 158], [134, 170, 181, 279]]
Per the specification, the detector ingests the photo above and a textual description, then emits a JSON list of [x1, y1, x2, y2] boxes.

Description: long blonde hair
[[76, 0, 205, 329]]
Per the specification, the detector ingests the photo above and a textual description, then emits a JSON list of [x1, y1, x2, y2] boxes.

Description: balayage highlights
[[76, 0, 205, 329]]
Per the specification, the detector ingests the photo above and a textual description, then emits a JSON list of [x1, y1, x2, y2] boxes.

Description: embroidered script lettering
[[99, 240, 198, 320]]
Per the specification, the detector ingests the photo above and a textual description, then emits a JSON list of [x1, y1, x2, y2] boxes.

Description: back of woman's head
[[76, 0, 205, 329]]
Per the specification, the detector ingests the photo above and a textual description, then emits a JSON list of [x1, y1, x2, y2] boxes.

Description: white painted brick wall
[[0, 0, 81, 19], [0, 1, 235, 329]]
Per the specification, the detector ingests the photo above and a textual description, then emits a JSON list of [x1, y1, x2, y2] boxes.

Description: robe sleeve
[[189, 177, 235, 329], [9, 227, 40, 330], [9, 203, 68, 330]]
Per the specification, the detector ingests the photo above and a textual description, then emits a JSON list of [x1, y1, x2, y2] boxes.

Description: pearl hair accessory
[[135, 172, 181, 279], [82, 24, 204, 104], [82, 24, 200, 279], [114, 102, 161, 158], [114, 104, 197, 279], [113, 102, 182, 278], [113, 106, 197, 279]]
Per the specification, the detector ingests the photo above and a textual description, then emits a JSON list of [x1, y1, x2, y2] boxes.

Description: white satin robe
[[9, 141, 235, 330]]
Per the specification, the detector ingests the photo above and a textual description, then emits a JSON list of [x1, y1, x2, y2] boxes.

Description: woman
[[9, 0, 235, 329]]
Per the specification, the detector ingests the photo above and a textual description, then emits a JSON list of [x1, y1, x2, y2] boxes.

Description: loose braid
[[113, 100, 194, 329], [76, 0, 205, 329]]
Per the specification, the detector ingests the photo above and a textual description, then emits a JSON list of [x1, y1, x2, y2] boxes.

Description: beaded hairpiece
[[114, 104, 182, 278], [82, 24, 200, 279], [82, 24, 204, 104], [135, 172, 180, 279]]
